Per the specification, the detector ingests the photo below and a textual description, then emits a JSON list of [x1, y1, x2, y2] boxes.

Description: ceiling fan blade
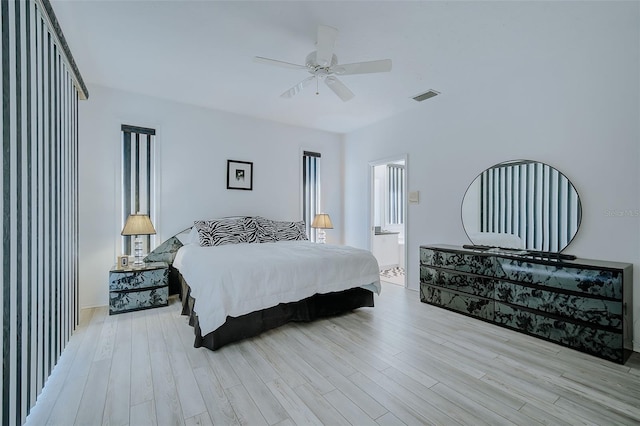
[[315, 25, 338, 67], [332, 59, 392, 75], [280, 76, 315, 99], [254, 56, 307, 70], [325, 76, 354, 102]]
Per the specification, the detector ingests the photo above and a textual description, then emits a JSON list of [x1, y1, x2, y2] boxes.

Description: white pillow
[[175, 227, 199, 245]]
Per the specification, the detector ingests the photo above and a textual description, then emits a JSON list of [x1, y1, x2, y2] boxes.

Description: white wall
[[344, 2, 640, 350], [460, 177, 480, 237], [79, 84, 343, 308], [373, 165, 385, 227]]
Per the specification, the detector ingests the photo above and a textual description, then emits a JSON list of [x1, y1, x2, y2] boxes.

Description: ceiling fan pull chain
[[316, 77, 319, 95]]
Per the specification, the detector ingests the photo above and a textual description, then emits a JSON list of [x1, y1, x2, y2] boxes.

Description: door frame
[[369, 154, 408, 288]]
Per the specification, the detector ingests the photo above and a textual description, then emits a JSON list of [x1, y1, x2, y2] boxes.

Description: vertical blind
[[480, 161, 581, 252], [1, 0, 87, 423], [121, 125, 156, 255], [387, 164, 404, 225], [302, 151, 321, 242]]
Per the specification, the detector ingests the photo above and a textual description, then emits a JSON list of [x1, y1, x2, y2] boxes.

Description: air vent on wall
[[412, 90, 440, 102]]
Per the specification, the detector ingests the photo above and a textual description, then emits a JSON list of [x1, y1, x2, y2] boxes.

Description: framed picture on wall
[[227, 160, 253, 190]]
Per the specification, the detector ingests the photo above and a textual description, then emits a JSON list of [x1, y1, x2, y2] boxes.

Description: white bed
[[173, 240, 381, 338]]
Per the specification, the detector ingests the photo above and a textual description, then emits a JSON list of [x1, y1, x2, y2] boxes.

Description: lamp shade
[[311, 213, 333, 229], [121, 214, 156, 236]]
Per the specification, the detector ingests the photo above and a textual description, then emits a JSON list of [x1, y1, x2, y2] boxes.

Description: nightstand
[[109, 261, 169, 314]]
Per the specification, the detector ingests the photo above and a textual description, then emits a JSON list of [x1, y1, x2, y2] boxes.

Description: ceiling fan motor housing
[[306, 51, 338, 77]]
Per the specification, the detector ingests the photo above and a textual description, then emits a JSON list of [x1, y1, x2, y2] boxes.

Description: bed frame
[[175, 269, 375, 350]]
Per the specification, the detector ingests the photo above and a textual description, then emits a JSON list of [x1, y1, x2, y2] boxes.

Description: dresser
[[420, 244, 633, 363], [109, 262, 169, 314]]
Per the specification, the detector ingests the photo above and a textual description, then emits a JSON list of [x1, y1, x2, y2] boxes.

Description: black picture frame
[[227, 160, 253, 190]]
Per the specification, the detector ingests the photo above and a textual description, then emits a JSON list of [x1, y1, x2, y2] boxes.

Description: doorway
[[370, 156, 407, 287]]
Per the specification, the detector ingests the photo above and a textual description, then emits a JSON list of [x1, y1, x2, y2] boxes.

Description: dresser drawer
[[421, 267, 494, 298], [494, 302, 623, 363], [495, 257, 622, 299], [494, 281, 622, 329], [420, 247, 497, 276], [421, 284, 494, 321]]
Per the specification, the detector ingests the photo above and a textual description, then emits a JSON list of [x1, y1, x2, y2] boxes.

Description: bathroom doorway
[[369, 156, 407, 287]]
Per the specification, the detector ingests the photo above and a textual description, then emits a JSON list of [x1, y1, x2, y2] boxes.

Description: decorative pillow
[[255, 217, 277, 242], [284, 221, 308, 241], [175, 227, 199, 245], [243, 217, 260, 243], [256, 217, 307, 242], [143, 236, 183, 264], [186, 226, 200, 244], [194, 218, 247, 246]]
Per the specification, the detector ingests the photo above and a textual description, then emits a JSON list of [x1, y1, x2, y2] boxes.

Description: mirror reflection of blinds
[[302, 151, 321, 242], [480, 162, 580, 252], [121, 125, 156, 255], [387, 165, 404, 225]]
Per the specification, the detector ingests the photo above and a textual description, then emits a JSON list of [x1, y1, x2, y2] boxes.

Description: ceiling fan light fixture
[[412, 90, 440, 102]]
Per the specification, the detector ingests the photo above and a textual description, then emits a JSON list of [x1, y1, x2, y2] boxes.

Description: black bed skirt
[[178, 272, 375, 350]]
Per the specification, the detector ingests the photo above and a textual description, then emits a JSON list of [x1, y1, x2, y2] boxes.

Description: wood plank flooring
[[26, 283, 640, 425]]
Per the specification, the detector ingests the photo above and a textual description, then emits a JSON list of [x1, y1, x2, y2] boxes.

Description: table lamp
[[121, 213, 156, 266], [311, 213, 333, 244]]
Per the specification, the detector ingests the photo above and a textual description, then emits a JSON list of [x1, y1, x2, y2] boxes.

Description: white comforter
[[173, 241, 381, 335]]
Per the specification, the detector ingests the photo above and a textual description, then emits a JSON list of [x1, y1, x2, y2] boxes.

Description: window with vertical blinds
[[1, 0, 87, 423], [121, 125, 156, 255], [302, 151, 321, 242], [387, 164, 405, 225]]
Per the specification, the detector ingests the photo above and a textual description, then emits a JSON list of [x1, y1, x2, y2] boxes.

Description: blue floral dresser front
[[420, 245, 633, 364], [109, 262, 169, 314]]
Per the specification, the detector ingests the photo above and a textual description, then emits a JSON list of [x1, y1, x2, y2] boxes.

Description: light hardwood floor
[[26, 282, 640, 425]]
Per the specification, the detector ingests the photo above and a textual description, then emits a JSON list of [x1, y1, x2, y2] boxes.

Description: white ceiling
[[50, 0, 610, 134]]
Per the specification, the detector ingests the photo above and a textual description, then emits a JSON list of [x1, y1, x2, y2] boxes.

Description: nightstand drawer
[[109, 262, 168, 290], [110, 286, 168, 314]]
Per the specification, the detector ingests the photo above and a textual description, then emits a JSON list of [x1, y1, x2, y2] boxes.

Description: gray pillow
[[143, 236, 184, 264]]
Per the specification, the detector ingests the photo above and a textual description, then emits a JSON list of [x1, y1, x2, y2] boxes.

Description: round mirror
[[461, 160, 582, 253]]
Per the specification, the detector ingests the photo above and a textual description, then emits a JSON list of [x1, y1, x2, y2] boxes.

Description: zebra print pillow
[[256, 217, 308, 242], [255, 217, 278, 242], [194, 218, 248, 246], [243, 217, 260, 243]]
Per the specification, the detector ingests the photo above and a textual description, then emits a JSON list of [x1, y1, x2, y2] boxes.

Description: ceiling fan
[[254, 25, 392, 102]]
